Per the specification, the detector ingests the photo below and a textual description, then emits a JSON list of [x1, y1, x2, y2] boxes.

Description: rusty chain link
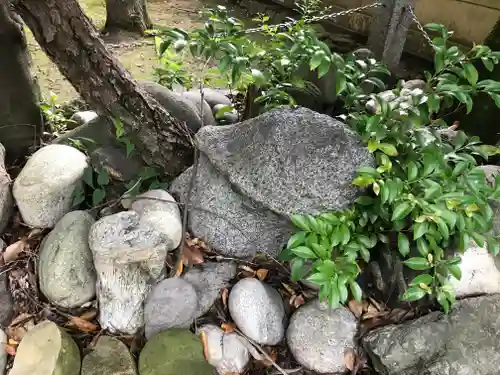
[[407, 4, 434, 48], [244, 1, 383, 34]]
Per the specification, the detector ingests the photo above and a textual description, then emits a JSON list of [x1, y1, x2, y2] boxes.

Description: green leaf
[[398, 233, 410, 257], [291, 246, 318, 259], [291, 215, 310, 231], [402, 286, 427, 302], [378, 143, 398, 156], [463, 63, 478, 86], [310, 51, 324, 71], [318, 59, 331, 79], [92, 188, 106, 206], [307, 272, 331, 285], [126, 142, 135, 157], [437, 291, 450, 313], [482, 57, 494, 72], [83, 167, 94, 188], [436, 218, 450, 240], [404, 257, 431, 270], [337, 279, 348, 302], [278, 247, 294, 261], [407, 161, 418, 181], [319, 282, 331, 302], [328, 281, 341, 308], [340, 224, 351, 245], [413, 221, 429, 240], [416, 238, 430, 256], [409, 274, 433, 286], [392, 202, 413, 221], [448, 264, 462, 280], [352, 175, 374, 187], [336, 71, 347, 94], [488, 92, 500, 108], [290, 258, 309, 281], [251, 69, 266, 86], [287, 231, 306, 249], [349, 280, 363, 302], [427, 93, 441, 113], [97, 169, 110, 186], [488, 238, 500, 256]]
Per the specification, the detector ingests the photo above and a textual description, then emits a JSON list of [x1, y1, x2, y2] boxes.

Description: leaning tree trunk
[[0, 4, 42, 162], [13, 0, 193, 179], [103, 0, 152, 35]]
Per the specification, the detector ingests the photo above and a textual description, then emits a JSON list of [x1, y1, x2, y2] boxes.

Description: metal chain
[[407, 4, 434, 48], [244, 1, 383, 34]]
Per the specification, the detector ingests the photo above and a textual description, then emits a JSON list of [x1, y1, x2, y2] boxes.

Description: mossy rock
[[81, 336, 137, 375], [9, 320, 80, 375], [139, 329, 213, 375]]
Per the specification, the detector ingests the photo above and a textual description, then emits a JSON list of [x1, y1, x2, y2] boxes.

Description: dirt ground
[[28, 0, 216, 101]]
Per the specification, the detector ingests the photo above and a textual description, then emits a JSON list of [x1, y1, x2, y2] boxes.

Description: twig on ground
[[170, 5, 199, 14], [234, 327, 291, 375]]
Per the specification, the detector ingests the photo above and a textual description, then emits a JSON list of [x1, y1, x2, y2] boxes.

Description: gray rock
[[449, 243, 500, 297], [9, 320, 80, 375], [197, 88, 232, 107], [181, 91, 216, 126], [197, 324, 249, 374], [363, 294, 500, 375], [70, 111, 99, 129], [196, 106, 374, 216], [51, 115, 116, 152], [144, 277, 198, 339], [0, 143, 13, 233], [287, 300, 358, 373], [38, 211, 96, 308], [13, 144, 88, 228], [90, 146, 145, 182], [213, 104, 239, 124], [229, 278, 285, 345], [170, 154, 295, 258], [129, 189, 182, 250], [402, 79, 426, 90], [89, 211, 169, 334], [0, 329, 6, 373], [183, 262, 237, 318], [479, 165, 500, 237], [139, 329, 213, 375], [81, 336, 137, 375], [0, 270, 13, 328], [140, 81, 203, 133], [351, 48, 375, 60]]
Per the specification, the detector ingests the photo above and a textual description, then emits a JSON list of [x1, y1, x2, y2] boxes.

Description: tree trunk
[[13, 0, 193, 179], [0, 4, 42, 162], [104, 0, 152, 35]]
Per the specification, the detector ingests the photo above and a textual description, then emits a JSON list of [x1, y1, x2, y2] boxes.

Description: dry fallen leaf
[[281, 283, 295, 295], [66, 316, 99, 333], [348, 300, 364, 319], [199, 330, 209, 360], [4, 343, 16, 356], [221, 288, 229, 310], [255, 268, 268, 281], [343, 348, 357, 371], [292, 294, 305, 308], [259, 347, 278, 368], [3, 239, 28, 264], [7, 314, 35, 342], [221, 322, 236, 333], [78, 309, 98, 322], [175, 256, 184, 277], [182, 243, 204, 265]]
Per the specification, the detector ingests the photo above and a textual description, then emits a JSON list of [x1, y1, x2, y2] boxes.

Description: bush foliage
[[153, 5, 500, 311]]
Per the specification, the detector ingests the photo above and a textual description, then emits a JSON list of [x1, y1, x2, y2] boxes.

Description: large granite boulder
[[362, 294, 500, 375], [171, 107, 374, 257]]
